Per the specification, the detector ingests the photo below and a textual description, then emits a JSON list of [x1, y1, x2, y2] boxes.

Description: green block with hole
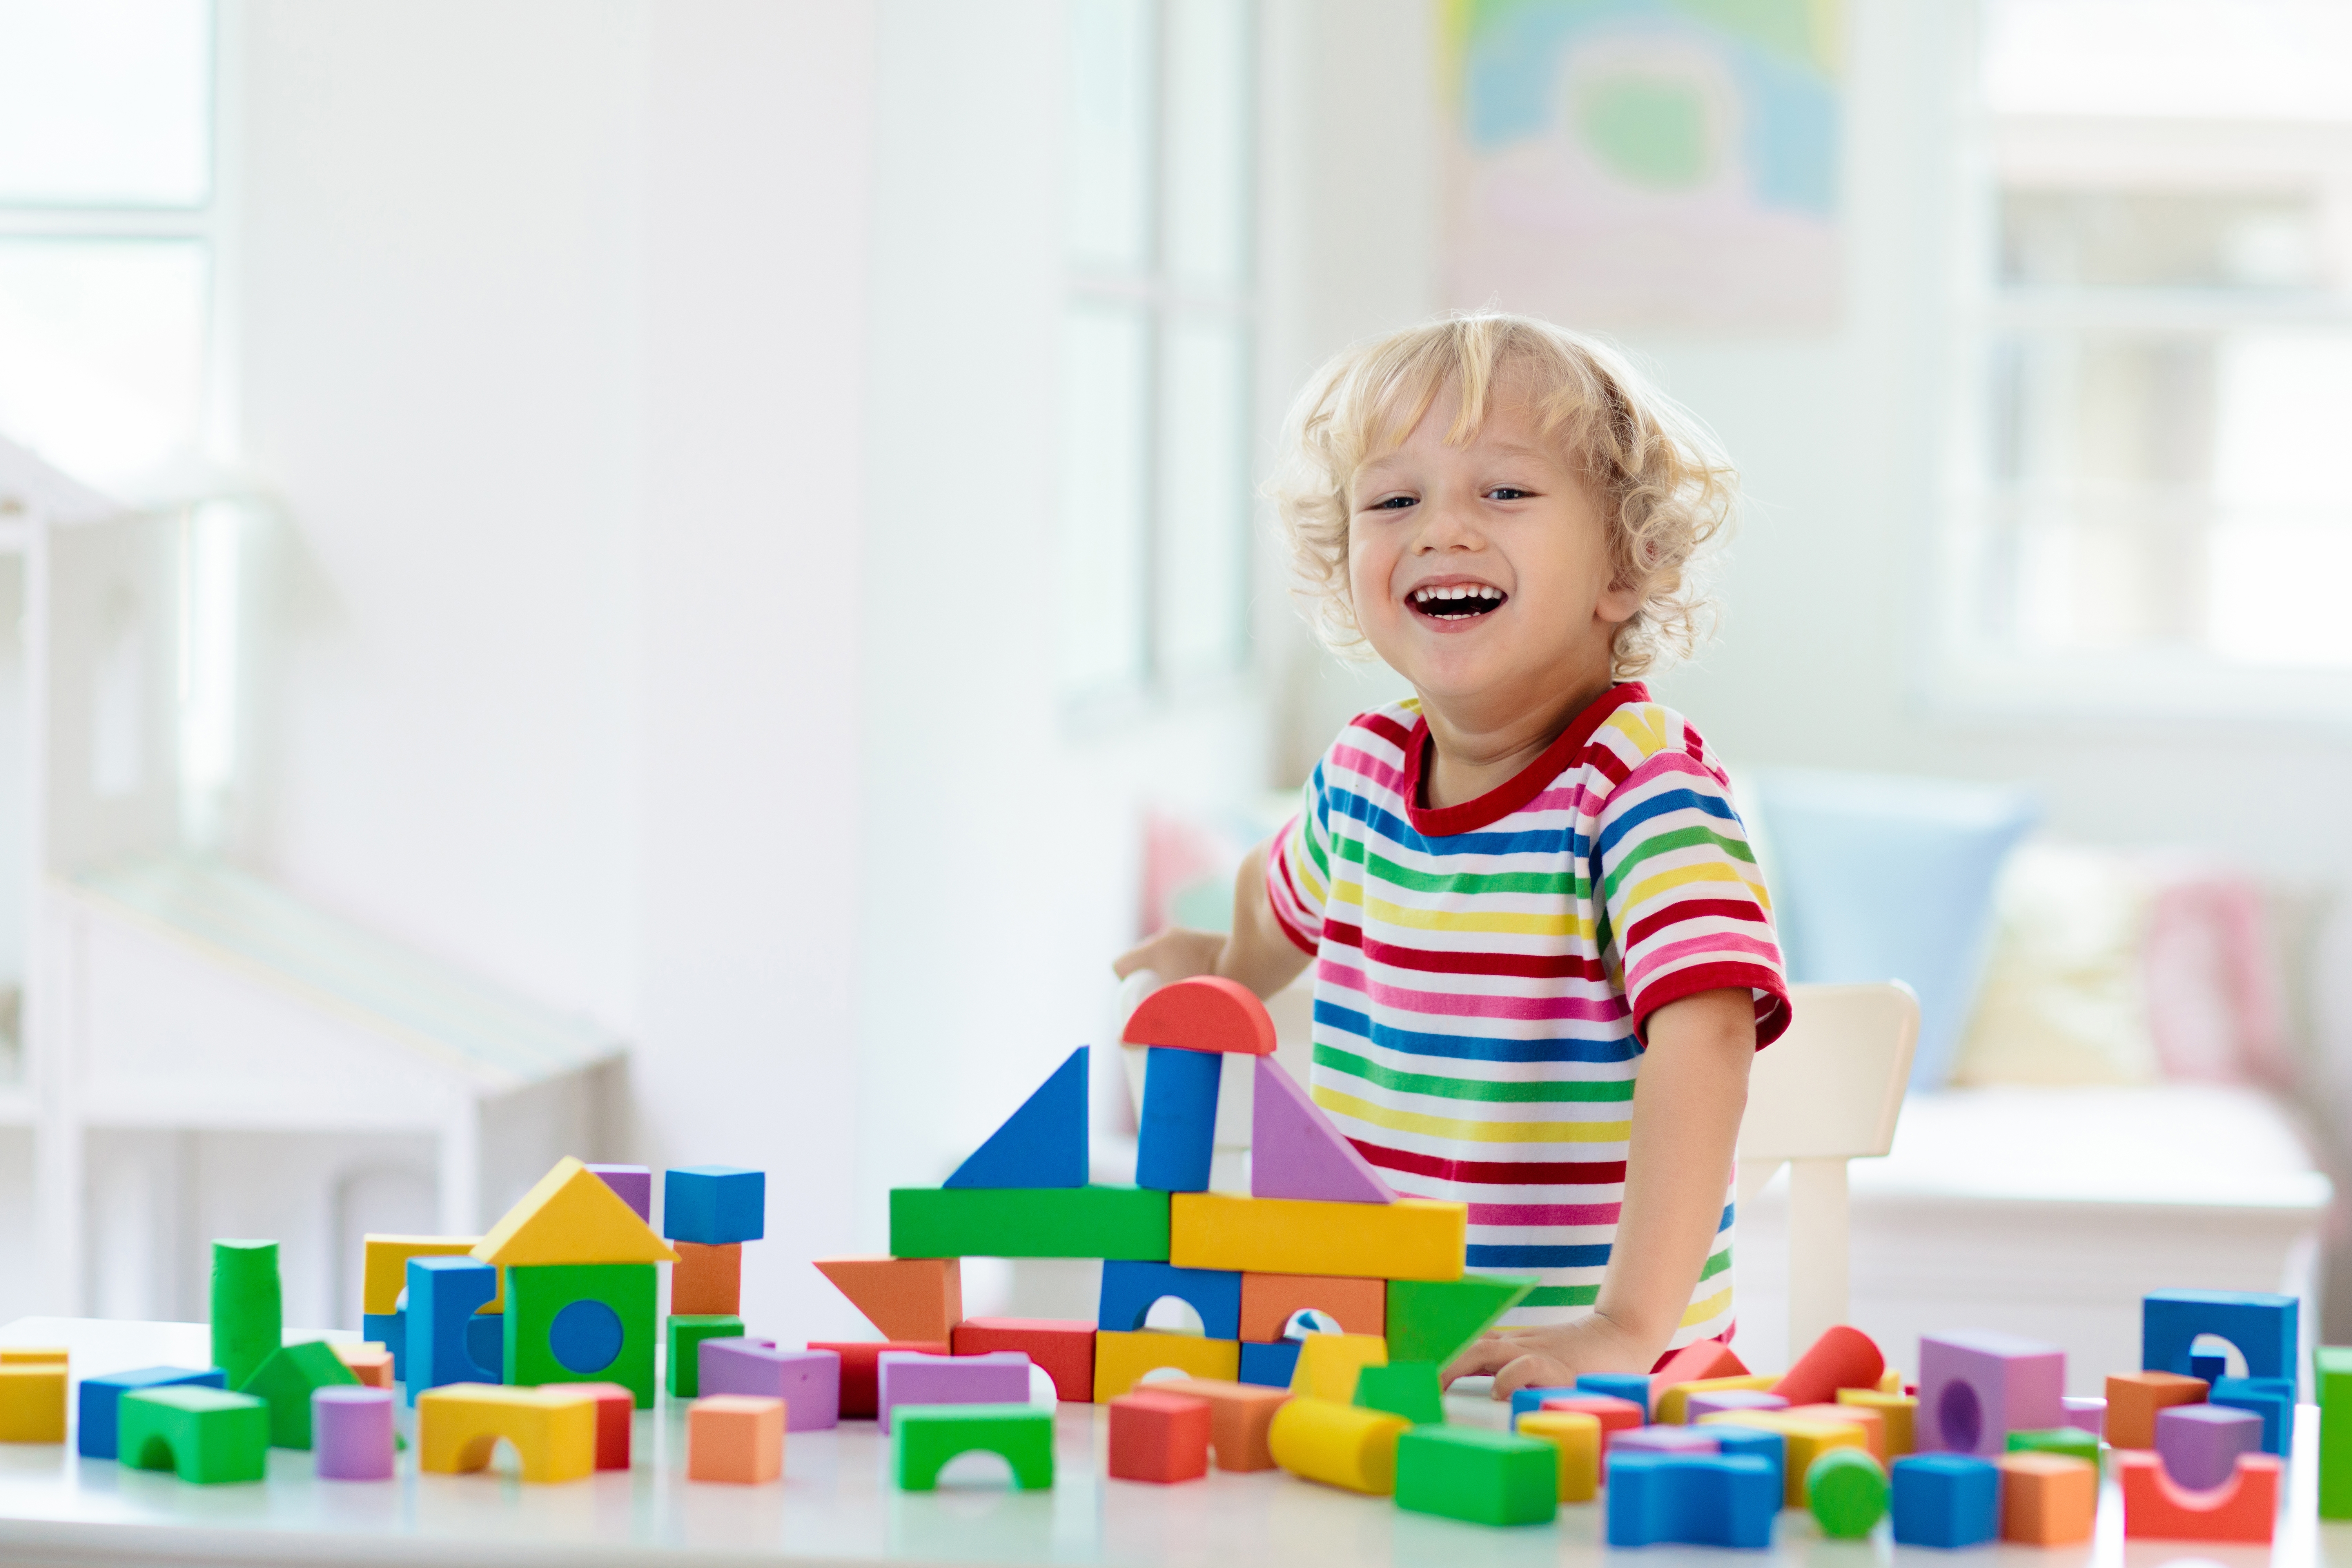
[[664, 1312, 744, 1399], [893, 1403, 1054, 1490], [1385, 1273, 1535, 1368], [236, 1338, 359, 1448], [118, 1386, 270, 1484], [2007, 1426, 2101, 1472], [1806, 1447, 1889, 1539], [1356, 1361, 1446, 1425], [2319, 1347, 2352, 1518], [1395, 1425, 1558, 1526], [889, 1185, 1170, 1260], [506, 1263, 659, 1408]]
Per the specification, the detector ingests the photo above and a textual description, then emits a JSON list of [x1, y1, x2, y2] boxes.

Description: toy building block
[[954, 1319, 1093, 1403], [1515, 1410, 1601, 1502], [702, 1341, 841, 1429], [77, 1367, 226, 1459], [1773, 1324, 1884, 1407], [1571, 1372, 1650, 1416], [945, 1046, 1089, 1189], [1291, 1332, 1387, 1402], [2105, 1370, 2207, 1448], [688, 1394, 784, 1483], [672, 1242, 742, 1317], [313, 1386, 396, 1480], [1355, 1361, 1442, 1425], [1384, 1273, 1530, 1366], [210, 1239, 283, 1392], [1108, 1388, 1211, 1482], [417, 1382, 597, 1483], [1891, 1452, 1998, 1547], [893, 1402, 1053, 1490], [2210, 1374, 2293, 1454], [877, 1349, 1031, 1432], [1506, 1383, 1579, 1422], [1093, 1330, 1239, 1400], [1879, 1367, 1906, 1392], [663, 1166, 766, 1245], [1268, 1396, 1410, 1494], [332, 1341, 393, 1389], [1612, 1426, 1720, 1459], [540, 1381, 634, 1468], [477, 1157, 681, 1268], [1659, 1374, 1777, 1424], [809, 1340, 948, 1418], [1606, 1452, 1779, 1550], [2117, 1448, 2281, 1542], [1700, 1410, 1868, 1506], [0, 1347, 65, 1365], [1918, 1330, 2064, 1454], [2319, 1345, 2352, 1519], [466, 1313, 506, 1380], [240, 1339, 361, 1448], [1122, 974, 1277, 1056], [1136, 1045, 1221, 1193], [1838, 1387, 1916, 1455], [1712, 1426, 1786, 1500], [367, 1313, 407, 1379], [2062, 1394, 2106, 1436], [2008, 1425, 2101, 1474], [2154, 1403, 2259, 1490], [1250, 1057, 1395, 1204], [1806, 1447, 1889, 1540], [0, 1366, 65, 1443], [406, 1256, 501, 1405], [587, 1164, 653, 1222], [1996, 1451, 2096, 1544], [1650, 1338, 1746, 1402], [666, 1314, 745, 1399], [1172, 1193, 1465, 1281], [890, 1185, 1171, 1261], [1151, 1377, 1291, 1470], [1240, 1273, 1385, 1341], [2142, 1289, 2297, 1383], [1395, 1425, 1557, 1526], [1690, 1389, 1787, 1423], [1786, 1401, 1884, 1461], [362, 1234, 500, 1318], [119, 1386, 270, 1483], [813, 1257, 963, 1342], [1099, 1259, 1243, 1340], [1534, 1393, 1643, 1449], [1238, 1339, 1301, 1387]]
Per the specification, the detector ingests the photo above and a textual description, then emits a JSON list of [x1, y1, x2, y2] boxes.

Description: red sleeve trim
[[1630, 963, 1793, 1051]]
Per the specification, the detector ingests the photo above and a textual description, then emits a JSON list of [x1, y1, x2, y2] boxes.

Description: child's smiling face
[[1347, 378, 1637, 719]]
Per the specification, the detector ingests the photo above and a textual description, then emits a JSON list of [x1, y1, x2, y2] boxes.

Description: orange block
[[1238, 1274, 1386, 1341], [687, 1395, 784, 1484], [1786, 1402, 1885, 1461], [1998, 1452, 2097, 1545], [1152, 1378, 1292, 1472], [2105, 1372, 2207, 1449], [333, 1342, 394, 1389], [813, 1257, 962, 1342], [673, 1242, 742, 1316], [2116, 1450, 2280, 1543]]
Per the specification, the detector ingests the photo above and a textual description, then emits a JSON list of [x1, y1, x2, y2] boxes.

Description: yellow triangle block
[[472, 1157, 680, 1267]]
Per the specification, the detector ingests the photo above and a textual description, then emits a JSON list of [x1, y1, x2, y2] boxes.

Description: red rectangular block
[[809, 1340, 949, 1419], [953, 1318, 1094, 1403], [1109, 1389, 1211, 1483]]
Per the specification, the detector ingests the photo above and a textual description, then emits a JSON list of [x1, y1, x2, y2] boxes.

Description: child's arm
[[1112, 842, 1314, 1001], [1447, 986, 1754, 1390]]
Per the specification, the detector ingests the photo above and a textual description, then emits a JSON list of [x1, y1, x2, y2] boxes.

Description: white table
[[0, 1317, 2341, 1567]]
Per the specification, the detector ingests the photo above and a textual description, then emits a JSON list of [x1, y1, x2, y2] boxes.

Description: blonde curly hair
[[1267, 312, 1737, 681]]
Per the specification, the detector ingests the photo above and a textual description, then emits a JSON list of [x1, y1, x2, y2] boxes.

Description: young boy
[[1113, 313, 1788, 1397]]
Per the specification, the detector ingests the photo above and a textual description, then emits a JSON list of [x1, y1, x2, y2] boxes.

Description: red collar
[[1402, 682, 1649, 836]]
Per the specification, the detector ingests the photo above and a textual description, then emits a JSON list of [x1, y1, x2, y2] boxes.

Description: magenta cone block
[[314, 1385, 396, 1479]]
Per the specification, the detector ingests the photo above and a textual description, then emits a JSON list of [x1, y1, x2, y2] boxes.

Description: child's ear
[[1598, 577, 1641, 626]]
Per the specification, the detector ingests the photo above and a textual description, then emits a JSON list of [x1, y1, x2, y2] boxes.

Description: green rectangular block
[[893, 1403, 1054, 1490], [2007, 1427, 2101, 1473], [889, 1185, 1170, 1260], [510, 1263, 659, 1409], [119, 1386, 270, 1484], [237, 1339, 359, 1448], [2319, 1346, 2352, 1519], [666, 1314, 744, 1399], [1395, 1424, 1558, 1526], [1386, 1274, 1535, 1368], [1356, 1361, 1445, 1426]]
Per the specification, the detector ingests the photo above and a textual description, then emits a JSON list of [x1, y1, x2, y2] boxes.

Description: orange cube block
[[1998, 1452, 2097, 1544], [2116, 1450, 2280, 1543], [687, 1395, 784, 1484], [1237, 1274, 1386, 1341], [1108, 1389, 1210, 1483], [2105, 1372, 2206, 1449], [1151, 1378, 1291, 1472], [332, 1342, 394, 1389], [543, 1381, 634, 1470], [1786, 1402, 1885, 1461], [673, 1242, 743, 1317]]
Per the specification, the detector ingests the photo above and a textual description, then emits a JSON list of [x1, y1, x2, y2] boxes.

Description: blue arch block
[[1606, 1453, 1779, 1549], [2143, 1290, 2297, 1383], [1098, 1258, 1241, 1340]]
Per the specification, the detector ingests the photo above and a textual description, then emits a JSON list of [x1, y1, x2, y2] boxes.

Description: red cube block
[[953, 1318, 1095, 1403], [541, 1381, 634, 1470], [809, 1340, 950, 1419], [1108, 1389, 1211, 1484]]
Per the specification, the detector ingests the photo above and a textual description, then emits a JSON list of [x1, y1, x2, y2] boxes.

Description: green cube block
[[892, 1403, 1054, 1490], [665, 1314, 744, 1399], [889, 1185, 1170, 1260], [209, 1239, 283, 1392], [1356, 1361, 1445, 1425], [1806, 1447, 1889, 1539], [1385, 1274, 1534, 1368], [236, 1339, 359, 1448], [1395, 1425, 1557, 1526], [509, 1263, 659, 1409], [2323, 1347, 2352, 1520], [2007, 1426, 2101, 1472], [118, 1386, 270, 1484]]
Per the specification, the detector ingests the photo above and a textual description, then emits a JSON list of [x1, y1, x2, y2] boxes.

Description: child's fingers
[[1490, 1352, 1573, 1400], [1439, 1336, 1526, 1385]]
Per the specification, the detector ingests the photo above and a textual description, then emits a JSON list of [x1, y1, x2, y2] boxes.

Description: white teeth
[[1411, 584, 1506, 605]]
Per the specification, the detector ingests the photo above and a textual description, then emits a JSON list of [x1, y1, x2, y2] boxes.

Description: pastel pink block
[[874, 1350, 1030, 1433], [1249, 1057, 1395, 1204], [313, 1386, 396, 1481], [1919, 1331, 2065, 1455], [701, 1341, 841, 1430]]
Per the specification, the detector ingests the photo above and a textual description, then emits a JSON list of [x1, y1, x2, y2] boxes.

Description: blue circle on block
[[550, 1298, 624, 1374]]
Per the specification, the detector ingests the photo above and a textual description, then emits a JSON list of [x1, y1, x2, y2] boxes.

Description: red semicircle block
[[1121, 976, 1277, 1056]]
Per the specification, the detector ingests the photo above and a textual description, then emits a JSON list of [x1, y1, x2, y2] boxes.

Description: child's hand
[[1112, 926, 1226, 985], [1445, 1313, 1659, 1399]]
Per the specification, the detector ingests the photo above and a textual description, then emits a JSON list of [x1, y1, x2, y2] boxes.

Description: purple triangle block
[[1250, 1057, 1396, 1204]]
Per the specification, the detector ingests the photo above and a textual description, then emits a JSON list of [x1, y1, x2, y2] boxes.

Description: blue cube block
[[1098, 1259, 1242, 1340], [1607, 1452, 1778, 1549], [663, 1166, 766, 1244], [1892, 1453, 2000, 1549], [1134, 1046, 1220, 1193], [2142, 1289, 2297, 1383], [77, 1366, 227, 1459], [1238, 1339, 1302, 1387], [361, 1310, 406, 1382], [1577, 1371, 1653, 1417], [406, 1254, 500, 1405], [1712, 1425, 1785, 1502], [2211, 1375, 2294, 1456], [1507, 1384, 1582, 1426]]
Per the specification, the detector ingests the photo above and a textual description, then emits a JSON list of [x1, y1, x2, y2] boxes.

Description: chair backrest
[[1737, 982, 1920, 1164]]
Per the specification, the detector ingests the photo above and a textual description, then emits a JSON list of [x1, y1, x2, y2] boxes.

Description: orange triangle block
[[813, 1257, 962, 1342], [472, 1156, 681, 1267]]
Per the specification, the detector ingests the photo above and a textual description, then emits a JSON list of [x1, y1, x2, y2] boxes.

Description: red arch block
[[1122, 977, 1276, 1056], [2116, 1449, 2281, 1542]]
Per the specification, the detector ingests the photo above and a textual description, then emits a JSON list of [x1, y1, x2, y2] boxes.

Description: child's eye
[[1368, 495, 1417, 511], [1487, 486, 1532, 501]]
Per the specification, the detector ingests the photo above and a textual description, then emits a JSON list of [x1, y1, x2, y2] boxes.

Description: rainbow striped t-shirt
[[1264, 682, 1789, 1347]]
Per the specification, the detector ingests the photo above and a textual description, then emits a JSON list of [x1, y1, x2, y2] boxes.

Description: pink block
[[701, 1341, 841, 1430], [2157, 1403, 2262, 1491], [1688, 1389, 1788, 1422], [1919, 1331, 2065, 1456], [2062, 1395, 2106, 1437], [875, 1350, 1030, 1433], [313, 1386, 396, 1481], [1249, 1057, 1396, 1204]]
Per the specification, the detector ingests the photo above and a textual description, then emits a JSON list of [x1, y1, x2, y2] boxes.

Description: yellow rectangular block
[[417, 1382, 596, 1483], [1517, 1409, 1601, 1502], [1169, 1193, 1465, 1281], [0, 1367, 67, 1443], [1658, 1374, 1777, 1424], [1292, 1334, 1387, 1403], [1838, 1388, 1918, 1456], [363, 1235, 503, 1314], [1701, 1410, 1869, 1506], [1093, 1331, 1241, 1402], [0, 1348, 66, 1366]]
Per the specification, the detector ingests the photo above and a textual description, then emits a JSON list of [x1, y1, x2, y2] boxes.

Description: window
[[1058, 0, 1257, 707], [1947, 0, 2352, 707]]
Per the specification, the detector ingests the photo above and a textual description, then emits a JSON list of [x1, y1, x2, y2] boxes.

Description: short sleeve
[[1597, 752, 1791, 1048], [1263, 762, 1332, 955]]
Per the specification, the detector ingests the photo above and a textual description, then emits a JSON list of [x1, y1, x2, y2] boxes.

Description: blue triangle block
[[944, 1046, 1089, 1188]]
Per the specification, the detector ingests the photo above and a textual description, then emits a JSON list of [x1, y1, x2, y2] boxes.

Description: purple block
[[313, 1386, 396, 1481], [1919, 1331, 2065, 1456], [875, 1350, 1030, 1433], [2156, 1403, 2261, 1491], [1249, 1057, 1395, 1204], [2062, 1396, 2106, 1437], [587, 1164, 652, 1222], [701, 1340, 841, 1430], [1687, 1389, 1788, 1423], [1612, 1426, 1721, 1457]]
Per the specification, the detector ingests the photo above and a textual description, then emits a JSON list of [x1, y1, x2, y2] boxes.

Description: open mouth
[[1409, 584, 1507, 621]]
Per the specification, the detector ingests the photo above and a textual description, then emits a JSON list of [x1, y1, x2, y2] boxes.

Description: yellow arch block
[[1267, 1396, 1409, 1494], [1516, 1410, 1601, 1502], [417, 1383, 596, 1483], [1092, 1331, 1239, 1402], [1169, 1193, 1464, 1281], [363, 1236, 502, 1315], [1290, 1333, 1386, 1403]]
